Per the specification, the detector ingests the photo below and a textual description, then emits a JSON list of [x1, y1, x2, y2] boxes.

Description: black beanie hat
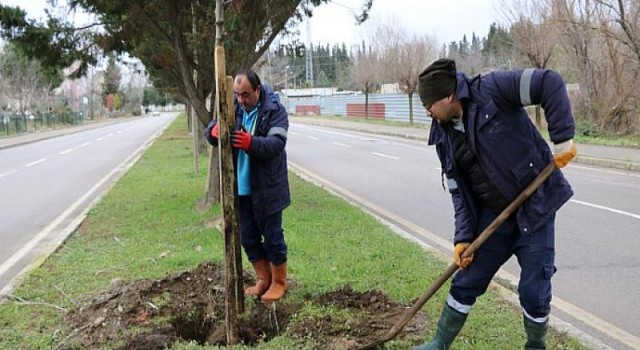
[[418, 58, 457, 108]]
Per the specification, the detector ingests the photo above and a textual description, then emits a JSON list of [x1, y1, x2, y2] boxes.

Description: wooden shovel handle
[[358, 161, 557, 350]]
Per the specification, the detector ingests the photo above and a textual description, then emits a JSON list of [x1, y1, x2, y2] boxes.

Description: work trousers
[[449, 209, 556, 320], [238, 196, 288, 265]]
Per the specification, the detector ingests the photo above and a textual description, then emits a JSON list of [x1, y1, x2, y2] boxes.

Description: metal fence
[[281, 92, 430, 124], [1, 111, 86, 137]]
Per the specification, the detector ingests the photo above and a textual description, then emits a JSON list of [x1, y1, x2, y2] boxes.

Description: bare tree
[[550, 0, 640, 134], [366, 15, 405, 84], [0, 46, 48, 115], [593, 0, 640, 133], [396, 34, 438, 124], [549, 0, 600, 125], [351, 15, 429, 120], [500, 0, 558, 129], [350, 42, 380, 119], [596, 0, 640, 63]]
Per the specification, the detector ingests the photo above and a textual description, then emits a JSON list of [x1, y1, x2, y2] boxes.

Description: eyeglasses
[[425, 96, 448, 114], [425, 101, 436, 114]]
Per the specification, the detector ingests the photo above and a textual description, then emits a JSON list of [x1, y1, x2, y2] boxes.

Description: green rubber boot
[[414, 304, 468, 350], [523, 316, 548, 350]]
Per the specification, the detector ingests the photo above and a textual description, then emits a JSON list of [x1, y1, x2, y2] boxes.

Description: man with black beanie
[[417, 58, 457, 113], [413, 59, 577, 350]]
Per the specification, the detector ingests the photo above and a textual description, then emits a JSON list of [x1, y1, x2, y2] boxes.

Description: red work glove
[[232, 128, 252, 151], [454, 243, 473, 269], [210, 123, 219, 139]]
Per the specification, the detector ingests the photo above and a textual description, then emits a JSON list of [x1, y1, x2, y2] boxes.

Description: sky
[[1, 0, 502, 48], [301, 0, 503, 47], [0, 0, 92, 26]]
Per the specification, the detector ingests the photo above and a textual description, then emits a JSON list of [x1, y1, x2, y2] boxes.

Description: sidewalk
[[290, 116, 640, 173], [0, 118, 132, 150]]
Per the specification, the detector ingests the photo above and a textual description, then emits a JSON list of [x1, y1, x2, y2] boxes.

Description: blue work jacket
[[205, 84, 291, 220], [428, 69, 574, 244]]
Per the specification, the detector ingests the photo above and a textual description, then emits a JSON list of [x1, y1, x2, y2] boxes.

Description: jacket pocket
[[475, 99, 499, 131], [511, 157, 539, 187]]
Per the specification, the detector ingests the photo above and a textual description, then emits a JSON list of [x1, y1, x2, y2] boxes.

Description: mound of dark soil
[[62, 261, 428, 349]]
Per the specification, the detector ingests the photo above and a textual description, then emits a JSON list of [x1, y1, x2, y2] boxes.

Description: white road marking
[[371, 152, 399, 160], [0, 170, 17, 178], [80, 142, 91, 147], [436, 166, 638, 220], [59, 149, 73, 155], [570, 199, 640, 220], [307, 135, 319, 140], [332, 142, 351, 148], [96, 137, 105, 141], [295, 125, 382, 141], [25, 158, 46, 167]]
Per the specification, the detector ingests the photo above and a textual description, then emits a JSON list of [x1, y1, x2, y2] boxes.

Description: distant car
[[152, 111, 160, 116]]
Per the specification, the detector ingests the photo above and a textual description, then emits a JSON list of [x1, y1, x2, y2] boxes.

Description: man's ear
[[446, 94, 455, 103]]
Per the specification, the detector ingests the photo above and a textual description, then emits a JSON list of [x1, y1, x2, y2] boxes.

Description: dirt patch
[[62, 262, 428, 349]]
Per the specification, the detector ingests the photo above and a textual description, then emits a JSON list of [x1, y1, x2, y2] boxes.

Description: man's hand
[[210, 123, 219, 139], [553, 139, 577, 168], [454, 243, 473, 268], [232, 128, 252, 151]]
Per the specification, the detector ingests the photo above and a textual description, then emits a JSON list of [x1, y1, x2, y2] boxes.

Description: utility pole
[[89, 65, 95, 119], [191, 4, 199, 176], [305, 0, 314, 87]]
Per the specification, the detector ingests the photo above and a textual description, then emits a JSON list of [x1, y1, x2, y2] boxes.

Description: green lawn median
[[0, 116, 589, 349]]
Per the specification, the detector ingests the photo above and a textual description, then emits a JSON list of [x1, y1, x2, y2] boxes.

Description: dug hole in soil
[[63, 261, 429, 349]]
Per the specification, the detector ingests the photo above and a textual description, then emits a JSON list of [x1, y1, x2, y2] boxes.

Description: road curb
[[576, 154, 640, 172]]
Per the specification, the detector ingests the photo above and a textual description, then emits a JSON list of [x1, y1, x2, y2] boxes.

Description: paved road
[[287, 122, 640, 350], [289, 116, 640, 173], [0, 113, 176, 296]]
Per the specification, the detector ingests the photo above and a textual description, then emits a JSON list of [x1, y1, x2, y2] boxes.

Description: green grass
[[0, 116, 589, 349]]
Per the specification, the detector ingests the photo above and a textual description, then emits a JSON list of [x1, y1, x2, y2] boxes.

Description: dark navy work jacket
[[428, 69, 574, 244], [205, 84, 290, 220]]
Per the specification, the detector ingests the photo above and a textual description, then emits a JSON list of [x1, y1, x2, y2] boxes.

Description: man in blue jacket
[[414, 59, 577, 349], [205, 69, 290, 303]]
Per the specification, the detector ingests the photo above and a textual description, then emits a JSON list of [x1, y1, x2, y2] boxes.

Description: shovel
[[357, 161, 558, 350]]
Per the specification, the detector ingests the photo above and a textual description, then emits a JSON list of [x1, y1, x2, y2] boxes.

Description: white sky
[[2, 0, 503, 48], [0, 0, 92, 25], [301, 0, 503, 47]]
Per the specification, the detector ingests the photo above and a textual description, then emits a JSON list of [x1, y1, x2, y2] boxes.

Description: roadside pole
[[214, 0, 243, 345]]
